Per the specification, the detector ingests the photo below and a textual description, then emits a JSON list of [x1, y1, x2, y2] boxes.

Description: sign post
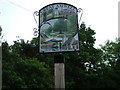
[[38, 3, 82, 89], [54, 54, 65, 89]]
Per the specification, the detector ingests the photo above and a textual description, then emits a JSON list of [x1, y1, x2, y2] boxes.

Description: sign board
[[39, 3, 80, 53]]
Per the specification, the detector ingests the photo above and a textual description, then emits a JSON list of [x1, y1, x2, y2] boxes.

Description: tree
[[2, 22, 120, 89], [2, 40, 54, 88], [100, 38, 120, 69], [97, 38, 120, 88], [53, 19, 67, 34], [67, 14, 77, 34], [65, 22, 102, 88], [45, 25, 53, 35]]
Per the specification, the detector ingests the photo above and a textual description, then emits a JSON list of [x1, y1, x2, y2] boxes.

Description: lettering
[[40, 3, 77, 14]]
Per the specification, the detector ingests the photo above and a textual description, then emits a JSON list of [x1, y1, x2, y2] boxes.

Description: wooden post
[[54, 54, 65, 89]]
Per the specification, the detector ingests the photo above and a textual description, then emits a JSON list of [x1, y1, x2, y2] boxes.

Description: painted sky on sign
[[0, 0, 119, 48]]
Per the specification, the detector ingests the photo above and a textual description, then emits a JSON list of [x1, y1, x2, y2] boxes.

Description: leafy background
[[2, 23, 120, 89]]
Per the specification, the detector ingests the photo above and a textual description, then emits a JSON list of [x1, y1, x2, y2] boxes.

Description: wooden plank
[[55, 63, 65, 89]]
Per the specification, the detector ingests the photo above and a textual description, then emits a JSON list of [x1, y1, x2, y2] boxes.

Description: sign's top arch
[[39, 3, 78, 14]]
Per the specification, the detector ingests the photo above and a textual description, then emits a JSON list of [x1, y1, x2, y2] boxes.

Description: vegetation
[[2, 23, 120, 89], [44, 14, 76, 36]]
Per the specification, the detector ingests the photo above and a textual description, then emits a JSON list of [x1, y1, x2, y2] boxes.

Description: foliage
[[65, 22, 103, 88], [2, 41, 54, 88], [44, 14, 76, 36], [53, 19, 67, 33], [67, 14, 77, 33], [2, 23, 120, 89], [99, 38, 120, 88]]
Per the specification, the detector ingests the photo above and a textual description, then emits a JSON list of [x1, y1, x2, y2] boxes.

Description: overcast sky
[[0, 0, 119, 48]]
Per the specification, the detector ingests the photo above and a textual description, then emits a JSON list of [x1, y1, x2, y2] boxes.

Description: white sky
[[0, 0, 119, 48]]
